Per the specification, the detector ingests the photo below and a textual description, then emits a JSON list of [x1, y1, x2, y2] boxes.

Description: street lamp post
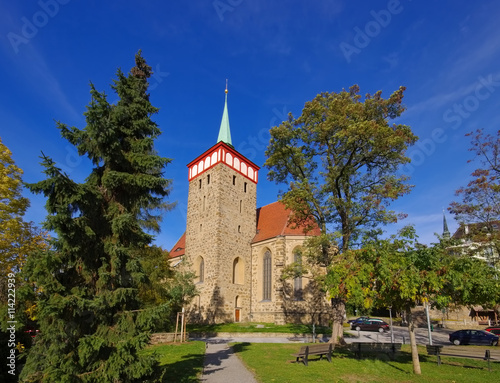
[[425, 302, 433, 345], [389, 306, 394, 344]]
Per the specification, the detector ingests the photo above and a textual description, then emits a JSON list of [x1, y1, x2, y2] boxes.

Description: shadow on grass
[[231, 342, 253, 354], [337, 346, 499, 373], [154, 351, 205, 383], [285, 323, 331, 334], [334, 347, 414, 374], [419, 353, 499, 370]]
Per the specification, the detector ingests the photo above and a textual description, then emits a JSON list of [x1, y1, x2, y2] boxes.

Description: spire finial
[[217, 80, 232, 146]]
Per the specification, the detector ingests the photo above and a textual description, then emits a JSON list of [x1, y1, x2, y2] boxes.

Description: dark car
[[352, 319, 389, 333], [449, 329, 499, 346], [347, 316, 370, 325], [350, 317, 383, 330], [485, 327, 500, 336]]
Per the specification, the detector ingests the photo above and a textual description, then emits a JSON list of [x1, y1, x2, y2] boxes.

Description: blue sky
[[1, 0, 500, 249]]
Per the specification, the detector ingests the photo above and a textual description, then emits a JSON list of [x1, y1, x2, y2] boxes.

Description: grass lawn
[[231, 343, 500, 383], [144, 341, 206, 382], [187, 322, 331, 334]]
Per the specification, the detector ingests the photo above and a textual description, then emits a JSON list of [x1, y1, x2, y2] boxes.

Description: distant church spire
[[443, 210, 450, 240], [217, 80, 232, 146]]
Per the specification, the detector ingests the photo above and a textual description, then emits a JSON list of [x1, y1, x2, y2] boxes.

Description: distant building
[[169, 87, 330, 324], [448, 220, 500, 268], [431, 215, 499, 325]]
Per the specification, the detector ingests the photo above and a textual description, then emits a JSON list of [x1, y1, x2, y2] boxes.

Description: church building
[[169, 87, 330, 325]]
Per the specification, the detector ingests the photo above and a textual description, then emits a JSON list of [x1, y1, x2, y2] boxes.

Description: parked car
[[350, 317, 386, 330], [347, 316, 370, 325], [352, 319, 389, 333], [449, 329, 499, 346], [485, 327, 500, 336]]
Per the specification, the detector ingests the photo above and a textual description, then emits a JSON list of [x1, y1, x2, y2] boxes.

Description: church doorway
[[235, 296, 241, 322]]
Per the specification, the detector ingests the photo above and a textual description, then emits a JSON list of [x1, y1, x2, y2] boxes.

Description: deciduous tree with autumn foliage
[[449, 129, 500, 267], [265, 85, 417, 344], [0, 138, 47, 304], [0, 138, 48, 383]]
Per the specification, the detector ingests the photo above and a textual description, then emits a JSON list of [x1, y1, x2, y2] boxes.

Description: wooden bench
[[426, 345, 497, 371], [291, 343, 333, 366], [349, 343, 402, 360]]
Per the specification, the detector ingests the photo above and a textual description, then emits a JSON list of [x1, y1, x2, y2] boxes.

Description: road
[[344, 325, 455, 346]]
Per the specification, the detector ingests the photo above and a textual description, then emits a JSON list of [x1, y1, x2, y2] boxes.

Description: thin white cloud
[[404, 213, 443, 226], [405, 70, 500, 117], [12, 45, 80, 122], [404, 8, 500, 117], [446, 16, 500, 79], [0, 3, 80, 123]]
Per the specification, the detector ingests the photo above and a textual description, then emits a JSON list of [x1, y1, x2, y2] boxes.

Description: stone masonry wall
[[251, 236, 331, 326], [185, 161, 256, 323]]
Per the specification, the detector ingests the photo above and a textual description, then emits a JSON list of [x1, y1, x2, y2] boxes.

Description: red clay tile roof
[[169, 232, 186, 259], [169, 202, 321, 253], [252, 201, 321, 244]]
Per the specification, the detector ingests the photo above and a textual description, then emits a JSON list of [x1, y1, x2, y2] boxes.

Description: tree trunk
[[406, 308, 421, 375], [330, 298, 346, 345]]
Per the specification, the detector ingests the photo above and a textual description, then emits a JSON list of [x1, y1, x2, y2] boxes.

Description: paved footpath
[[200, 339, 257, 383]]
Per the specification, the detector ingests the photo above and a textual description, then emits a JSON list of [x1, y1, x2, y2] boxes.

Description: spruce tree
[[20, 52, 173, 382]]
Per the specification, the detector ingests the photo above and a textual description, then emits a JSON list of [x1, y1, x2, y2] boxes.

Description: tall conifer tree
[[20, 52, 172, 382]]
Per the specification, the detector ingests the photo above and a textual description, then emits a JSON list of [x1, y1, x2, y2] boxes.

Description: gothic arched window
[[263, 251, 272, 301], [200, 258, 204, 283], [293, 249, 303, 300]]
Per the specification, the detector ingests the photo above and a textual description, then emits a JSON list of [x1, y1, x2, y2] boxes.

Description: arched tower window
[[195, 256, 204, 283], [233, 257, 244, 284], [200, 258, 204, 283], [293, 248, 303, 300], [263, 251, 272, 301]]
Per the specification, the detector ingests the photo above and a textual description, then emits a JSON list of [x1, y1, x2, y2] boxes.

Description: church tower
[[184, 85, 260, 323]]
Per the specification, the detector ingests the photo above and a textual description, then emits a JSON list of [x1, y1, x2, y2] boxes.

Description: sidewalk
[[200, 339, 257, 383]]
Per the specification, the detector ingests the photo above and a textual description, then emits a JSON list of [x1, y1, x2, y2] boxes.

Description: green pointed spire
[[217, 81, 232, 146], [443, 210, 450, 240]]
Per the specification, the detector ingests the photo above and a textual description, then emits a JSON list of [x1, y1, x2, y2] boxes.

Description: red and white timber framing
[[187, 141, 259, 184]]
